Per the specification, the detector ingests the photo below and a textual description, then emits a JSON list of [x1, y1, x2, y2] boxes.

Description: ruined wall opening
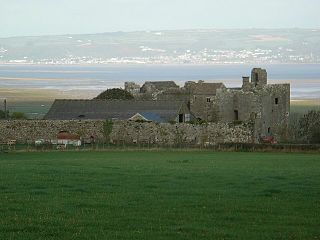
[[254, 73, 259, 86], [275, 98, 279, 105], [185, 114, 190, 122], [178, 114, 184, 123], [234, 110, 239, 121]]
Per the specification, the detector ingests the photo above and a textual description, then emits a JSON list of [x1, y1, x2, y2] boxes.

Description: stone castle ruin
[[125, 68, 290, 140], [0, 68, 290, 145]]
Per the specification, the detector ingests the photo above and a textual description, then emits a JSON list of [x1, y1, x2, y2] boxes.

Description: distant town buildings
[[0, 48, 318, 65]]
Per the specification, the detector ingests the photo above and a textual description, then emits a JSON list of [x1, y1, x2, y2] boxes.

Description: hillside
[[0, 29, 319, 64]]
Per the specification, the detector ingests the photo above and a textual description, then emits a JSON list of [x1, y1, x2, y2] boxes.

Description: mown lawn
[[0, 151, 319, 239]]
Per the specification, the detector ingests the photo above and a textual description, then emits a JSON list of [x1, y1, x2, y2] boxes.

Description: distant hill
[[0, 29, 319, 64]]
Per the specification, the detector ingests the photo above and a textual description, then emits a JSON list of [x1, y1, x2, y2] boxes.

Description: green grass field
[[290, 100, 320, 114], [0, 151, 319, 239]]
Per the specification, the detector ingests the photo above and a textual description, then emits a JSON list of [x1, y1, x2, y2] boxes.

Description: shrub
[[103, 120, 114, 142], [10, 112, 27, 120], [299, 110, 320, 144], [94, 88, 134, 100], [0, 110, 9, 119]]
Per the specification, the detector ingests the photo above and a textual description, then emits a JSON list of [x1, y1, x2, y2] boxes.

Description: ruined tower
[[251, 68, 267, 87]]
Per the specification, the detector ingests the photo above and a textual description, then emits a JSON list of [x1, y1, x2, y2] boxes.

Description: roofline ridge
[[52, 99, 185, 103]]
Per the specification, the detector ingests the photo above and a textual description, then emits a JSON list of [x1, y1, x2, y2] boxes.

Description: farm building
[[125, 68, 290, 140], [45, 68, 290, 141], [44, 100, 192, 123]]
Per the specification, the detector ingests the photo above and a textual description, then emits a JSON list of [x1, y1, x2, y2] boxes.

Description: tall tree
[[299, 110, 320, 144]]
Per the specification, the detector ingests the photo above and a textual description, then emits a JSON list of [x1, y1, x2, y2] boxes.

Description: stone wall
[[110, 121, 253, 145], [0, 120, 105, 143], [0, 120, 253, 145]]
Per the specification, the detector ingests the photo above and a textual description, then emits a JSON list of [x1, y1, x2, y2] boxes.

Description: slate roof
[[44, 99, 188, 121], [140, 112, 165, 123]]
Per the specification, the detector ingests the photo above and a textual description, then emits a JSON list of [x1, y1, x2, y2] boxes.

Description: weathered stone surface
[[0, 120, 253, 145], [110, 121, 252, 145], [0, 120, 104, 143], [124, 68, 290, 141]]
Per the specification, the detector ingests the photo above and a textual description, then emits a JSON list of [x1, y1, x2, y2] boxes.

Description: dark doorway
[[234, 110, 239, 121], [178, 114, 184, 123], [275, 98, 279, 105]]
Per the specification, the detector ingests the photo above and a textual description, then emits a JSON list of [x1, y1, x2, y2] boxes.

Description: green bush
[[0, 110, 9, 119], [94, 88, 134, 100], [10, 112, 27, 120], [299, 110, 320, 144], [103, 120, 114, 142]]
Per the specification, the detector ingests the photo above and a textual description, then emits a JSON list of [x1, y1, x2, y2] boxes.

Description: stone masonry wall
[[110, 121, 253, 145], [0, 120, 105, 143], [0, 120, 253, 145]]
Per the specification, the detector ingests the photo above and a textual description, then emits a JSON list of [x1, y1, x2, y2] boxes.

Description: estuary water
[[0, 64, 320, 99]]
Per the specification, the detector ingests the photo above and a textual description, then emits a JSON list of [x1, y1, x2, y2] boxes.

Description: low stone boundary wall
[[110, 121, 252, 145], [0, 120, 253, 145], [0, 120, 104, 143]]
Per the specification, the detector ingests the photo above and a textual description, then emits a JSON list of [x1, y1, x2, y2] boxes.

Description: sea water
[[0, 64, 319, 99]]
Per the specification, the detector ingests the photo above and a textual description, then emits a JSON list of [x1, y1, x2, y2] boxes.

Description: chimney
[[242, 76, 250, 91], [242, 76, 249, 84]]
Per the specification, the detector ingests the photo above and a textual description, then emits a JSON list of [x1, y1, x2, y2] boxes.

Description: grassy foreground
[[0, 151, 319, 239]]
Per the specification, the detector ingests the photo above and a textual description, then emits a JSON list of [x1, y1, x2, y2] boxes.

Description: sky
[[0, 0, 319, 38]]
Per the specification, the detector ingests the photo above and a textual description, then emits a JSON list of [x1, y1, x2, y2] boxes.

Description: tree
[[0, 110, 9, 119], [103, 120, 113, 143], [94, 88, 134, 100], [287, 112, 303, 143], [299, 110, 320, 144]]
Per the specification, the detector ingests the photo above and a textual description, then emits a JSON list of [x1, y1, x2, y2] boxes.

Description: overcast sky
[[1, 0, 319, 38]]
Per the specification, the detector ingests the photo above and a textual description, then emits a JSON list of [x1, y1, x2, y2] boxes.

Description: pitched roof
[[140, 112, 166, 123], [128, 112, 165, 123], [44, 99, 188, 121]]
